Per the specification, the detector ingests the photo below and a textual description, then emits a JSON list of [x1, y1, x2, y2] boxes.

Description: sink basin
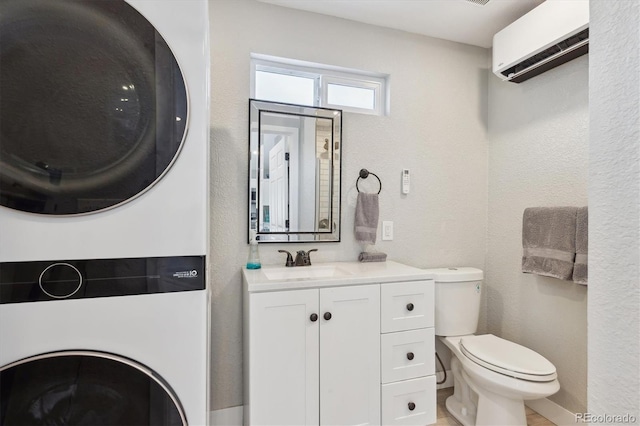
[[262, 265, 352, 281]]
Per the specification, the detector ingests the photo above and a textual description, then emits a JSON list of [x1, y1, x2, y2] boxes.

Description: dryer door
[[0, 352, 187, 426], [0, 0, 187, 215]]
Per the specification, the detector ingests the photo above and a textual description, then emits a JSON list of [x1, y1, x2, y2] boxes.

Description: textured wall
[[208, 0, 488, 410], [589, 0, 640, 418], [485, 57, 589, 413]]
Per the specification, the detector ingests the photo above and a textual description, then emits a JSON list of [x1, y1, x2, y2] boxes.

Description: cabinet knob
[[324, 312, 332, 321], [310, 313, 318, 322], [408, 402, 416, 411], [406, 303, 414, 311], [407, 352, 415, 361]]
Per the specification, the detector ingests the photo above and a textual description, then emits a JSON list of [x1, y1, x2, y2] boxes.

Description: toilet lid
[[460, 334, 557, 382]]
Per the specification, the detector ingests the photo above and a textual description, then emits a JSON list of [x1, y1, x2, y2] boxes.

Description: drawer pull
[[408, 402, 416, 411], [324, 312, 332, 321], [406, 303, 414, 311], [310, 313, 318, 322], [406, 352, 415, 361]]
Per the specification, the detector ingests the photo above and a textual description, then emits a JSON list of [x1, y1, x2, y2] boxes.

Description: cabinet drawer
[[381, 280, 434, 333], [381, 376, 436, 426], [381, 328, 435, 384]]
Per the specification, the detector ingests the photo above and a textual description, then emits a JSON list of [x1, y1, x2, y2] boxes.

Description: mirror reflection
[[249, 100, 341, 242]]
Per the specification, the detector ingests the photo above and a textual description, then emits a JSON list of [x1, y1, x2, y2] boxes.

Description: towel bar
[[356, 169, 382, 194]]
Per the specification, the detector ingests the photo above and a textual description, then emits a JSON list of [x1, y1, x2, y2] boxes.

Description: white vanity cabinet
[[245, 285, 380, 426], [243, 261, 436, 426]]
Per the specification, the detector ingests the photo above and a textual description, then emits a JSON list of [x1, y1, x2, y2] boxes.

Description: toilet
[[428, 267, 560, 426]]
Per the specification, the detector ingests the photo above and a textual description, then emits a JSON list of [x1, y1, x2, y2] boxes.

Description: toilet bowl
[[427, 267, 560, 426], [441, 334, 559, 426]]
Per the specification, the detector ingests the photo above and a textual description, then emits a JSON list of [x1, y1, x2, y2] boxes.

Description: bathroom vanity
[[242, 261, 436, 426]]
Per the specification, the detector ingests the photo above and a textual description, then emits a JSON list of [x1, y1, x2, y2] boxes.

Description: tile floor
[[436, 387, 556, 426]]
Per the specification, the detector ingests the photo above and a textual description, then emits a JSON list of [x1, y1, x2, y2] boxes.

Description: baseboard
[[208, 387, 573, 426], [526, 397, 576, 426], [210, 405, 243, 426], [436, 369, 454, 389]]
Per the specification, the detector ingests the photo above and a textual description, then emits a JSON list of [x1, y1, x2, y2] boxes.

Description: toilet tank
[[425, 267, 484, 337]]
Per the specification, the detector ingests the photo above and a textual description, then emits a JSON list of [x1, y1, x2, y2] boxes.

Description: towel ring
[[356, 168, 382, 194]]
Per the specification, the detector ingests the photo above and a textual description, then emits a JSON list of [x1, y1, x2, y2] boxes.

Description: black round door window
[[0, 0, 188, 215], [0, 352, 186, 426]]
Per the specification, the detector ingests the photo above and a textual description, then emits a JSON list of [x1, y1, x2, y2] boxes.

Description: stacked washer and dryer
[[0, 1, 209, 425]]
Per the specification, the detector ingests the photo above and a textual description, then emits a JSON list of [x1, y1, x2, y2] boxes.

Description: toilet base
[[445, 356, 478, 426], [445, 346, 531, 426], [445, 364, 528, 426], [445, 394, 476, 426], [462, 368, 527, 426]]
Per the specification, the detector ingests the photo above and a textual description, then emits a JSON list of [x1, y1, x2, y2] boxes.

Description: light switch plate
[[382, 221, 393, 240]]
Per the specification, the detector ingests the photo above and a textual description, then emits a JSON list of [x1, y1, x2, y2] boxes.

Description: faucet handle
[[306, 249, 318, 265], [295, 250, 307, 266], [278, 250, 294, 267]]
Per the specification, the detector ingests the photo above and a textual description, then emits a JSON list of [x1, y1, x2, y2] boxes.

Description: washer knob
[[39, 263, 83, 299]]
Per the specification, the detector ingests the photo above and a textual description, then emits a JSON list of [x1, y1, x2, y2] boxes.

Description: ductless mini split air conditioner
[[493, 0, 589, 83]]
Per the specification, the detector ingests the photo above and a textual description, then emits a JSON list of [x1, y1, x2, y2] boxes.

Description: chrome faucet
[[278, 249, 318, 267]]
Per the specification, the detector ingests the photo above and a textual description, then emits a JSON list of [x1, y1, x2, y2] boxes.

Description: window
[[255, 68, 317, 106], [251, 54, 388, 115]]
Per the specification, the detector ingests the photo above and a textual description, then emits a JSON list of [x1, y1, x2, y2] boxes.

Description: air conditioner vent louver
[[500, 28, 589, 79], [465, 0, 490, 5]]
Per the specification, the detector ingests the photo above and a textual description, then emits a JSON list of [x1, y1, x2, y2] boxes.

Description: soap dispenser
[[246, 230, 261, 270]]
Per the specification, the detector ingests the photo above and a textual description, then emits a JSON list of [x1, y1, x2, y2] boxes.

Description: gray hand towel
[[522, 207, 578, 281], [359, 252, 387, 262], [354, 192, 379, 244], [573, 207, 588, 285]]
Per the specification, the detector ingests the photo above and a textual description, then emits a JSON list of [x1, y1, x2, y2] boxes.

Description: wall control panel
[[402, 169, 410, 194]]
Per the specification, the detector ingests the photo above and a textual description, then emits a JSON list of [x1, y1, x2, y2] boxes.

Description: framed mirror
[[249, 99, 341, 243]]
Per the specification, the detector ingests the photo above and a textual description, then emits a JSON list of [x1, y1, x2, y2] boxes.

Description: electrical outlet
[[382, 221, 393, 241]]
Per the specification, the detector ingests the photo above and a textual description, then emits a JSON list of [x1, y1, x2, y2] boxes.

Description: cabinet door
[[249, 289, 319, 426], [319, 284, 380, 425]]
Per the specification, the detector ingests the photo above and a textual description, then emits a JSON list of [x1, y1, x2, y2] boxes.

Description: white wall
[[209, 0, 488, 410], [485, 57, 589, 413], [589, 0, 640, 418]]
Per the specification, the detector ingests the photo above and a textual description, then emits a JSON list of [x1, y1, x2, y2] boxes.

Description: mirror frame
[[248, 99, 342, 243]]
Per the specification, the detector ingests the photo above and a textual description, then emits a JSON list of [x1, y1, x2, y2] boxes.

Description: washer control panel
[[0, 255, 205, 304]]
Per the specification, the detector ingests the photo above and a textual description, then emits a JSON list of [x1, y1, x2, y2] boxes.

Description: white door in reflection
[[268, 139, 288, 232]]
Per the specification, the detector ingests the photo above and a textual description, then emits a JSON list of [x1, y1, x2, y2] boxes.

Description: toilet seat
[[460, 334, 557, 382]]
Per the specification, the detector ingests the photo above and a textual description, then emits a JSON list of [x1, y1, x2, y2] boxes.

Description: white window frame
[[321, 75, 383, 115], [250, 54, 389, 116]]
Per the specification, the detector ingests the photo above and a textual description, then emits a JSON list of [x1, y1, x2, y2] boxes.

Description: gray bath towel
[[522, 207, 578, 281], [573, 207, 588, 285], [355, 192, 379, 244]]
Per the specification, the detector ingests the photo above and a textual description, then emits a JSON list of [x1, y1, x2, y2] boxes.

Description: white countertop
[[243, 260, 434, 292]]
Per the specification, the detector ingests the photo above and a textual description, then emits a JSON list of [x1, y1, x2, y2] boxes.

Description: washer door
[[0, 351, 186, 426], [0, 0, 187, 215]]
